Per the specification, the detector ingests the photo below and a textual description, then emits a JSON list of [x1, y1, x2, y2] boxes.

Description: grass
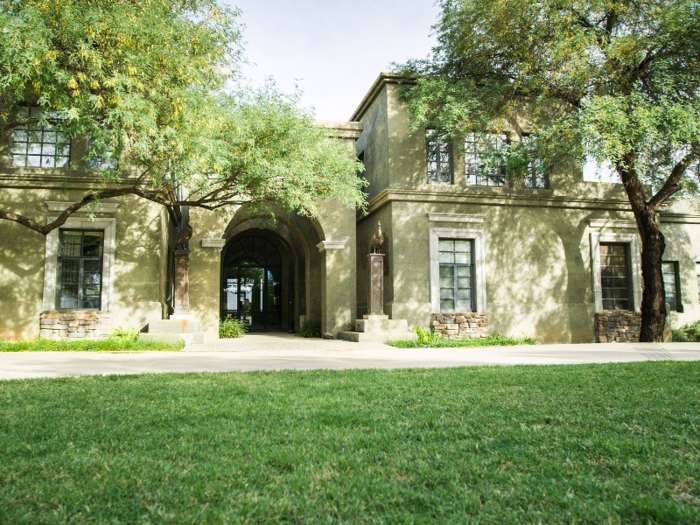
[[388, 327, 536, 348], [1, 362, 699, 523], [0, 337, 183, 352]]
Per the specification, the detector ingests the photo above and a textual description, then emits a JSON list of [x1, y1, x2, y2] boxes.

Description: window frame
[[599, 242, 632, 311], [11, 106, 71, 168], [43, 217, 116, 312], [438, 238, 475, 312], [56, 230, 105, 311], [430, 226, 487, 314], [662, 261, 682, 313], [590, 231, 642, 312], [426, 129, 454, 185], [465, 132, 508, 187]]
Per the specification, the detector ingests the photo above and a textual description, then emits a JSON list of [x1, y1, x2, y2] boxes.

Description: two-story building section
[[1, 72, 699, 343], [352, 73, 700, 343]]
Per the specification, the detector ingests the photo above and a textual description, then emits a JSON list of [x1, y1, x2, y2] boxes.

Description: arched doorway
[[221, 235, 285, 331]]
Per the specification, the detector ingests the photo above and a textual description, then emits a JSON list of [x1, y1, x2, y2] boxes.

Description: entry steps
[[337, 315, 417, 343]]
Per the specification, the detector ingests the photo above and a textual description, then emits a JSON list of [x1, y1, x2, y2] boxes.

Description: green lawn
[[0, 338, 184, 352], [1, 362, 699, 524]]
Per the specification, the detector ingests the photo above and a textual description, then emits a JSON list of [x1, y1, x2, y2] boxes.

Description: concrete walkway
[[1, 332, 700, 380]]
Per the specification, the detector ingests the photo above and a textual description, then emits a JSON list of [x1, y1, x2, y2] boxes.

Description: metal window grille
[[662, 262, 681, 312], [600, 243, 631, 311], [57, 230, 104, 310], [426, 129, 453, 184], [465, 133, 507, 186], [11, 107, 70, 168], [438, 239, 474, 312]]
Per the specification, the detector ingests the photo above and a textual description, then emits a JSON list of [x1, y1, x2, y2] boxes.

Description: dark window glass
[[88, 140, 117, 170], [662, 262, 681, 312], [439, 239, 474, 312], [57, 230, 104, 310], [11, 107, 70, 168], [465, 133, 507, 186], [600, 243, 631, 311], [426, 129, 453, 184]]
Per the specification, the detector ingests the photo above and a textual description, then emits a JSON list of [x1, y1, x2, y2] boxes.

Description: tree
[[0, 0, 365, 234], [398, 0, 700, 342]]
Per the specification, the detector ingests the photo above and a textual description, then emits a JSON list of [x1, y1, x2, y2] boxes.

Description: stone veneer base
[[595, 311, 641, 343], [432, 312, 489, 339], [40, 311, 112, 340]]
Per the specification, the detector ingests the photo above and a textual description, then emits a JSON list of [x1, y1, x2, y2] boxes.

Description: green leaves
[[0, 0, 365, 225], [398, 0, 700, 194]]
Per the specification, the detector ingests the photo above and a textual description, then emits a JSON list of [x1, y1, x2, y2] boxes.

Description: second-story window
[[11, 107, 70, 168], [465, 133, 507, 186], [426, 129, 453, 184], [87, 140, 117, 170]]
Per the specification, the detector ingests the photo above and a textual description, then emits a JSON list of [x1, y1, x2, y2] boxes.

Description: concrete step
[[140, 332, 206, 344], [355, 318, 409, 333], [337, 330, 417, 343], [148, 318, 198, 334]]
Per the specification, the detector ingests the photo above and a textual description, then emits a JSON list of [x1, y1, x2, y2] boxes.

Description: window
[[662, 262, 682, 312], [426, 129, 453, 184], [11, 107, 70, 168], [438, 239, 474, 312], [357, 151, 368, 194], [600, 243, 631, 311], [696, 262, 700, 301], [57, 230, 104, 310], [465, 133, 507, 186]]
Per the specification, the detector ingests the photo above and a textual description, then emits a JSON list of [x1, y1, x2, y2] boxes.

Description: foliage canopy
[[0, 0, 365, 234], [399, 0, 699, 191]]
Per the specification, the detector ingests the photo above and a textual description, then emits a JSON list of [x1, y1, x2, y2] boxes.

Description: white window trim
[[43, 217, 116, 311], [590, 232, 642, 313], [430, 227, 487, 313]]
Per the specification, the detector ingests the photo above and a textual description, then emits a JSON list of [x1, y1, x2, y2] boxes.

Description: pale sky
[[227, 0, 441, 121]]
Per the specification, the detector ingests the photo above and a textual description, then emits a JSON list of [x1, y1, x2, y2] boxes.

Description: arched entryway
[[221, 234, 289, 331]]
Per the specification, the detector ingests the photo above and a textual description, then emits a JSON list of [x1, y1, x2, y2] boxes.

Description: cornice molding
[[350, 72, 410, 122], [316, 240, 346, 252], [201, 239, 226, 248], [46, 201, 119, 213], [588, 219, 637, 229], [427, 212, 486, 223]]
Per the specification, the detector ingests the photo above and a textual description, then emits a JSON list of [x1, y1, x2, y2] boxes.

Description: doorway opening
[[221, 235, 284, 331]]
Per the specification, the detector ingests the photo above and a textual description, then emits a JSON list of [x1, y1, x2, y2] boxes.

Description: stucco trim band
[[430, 227, 487, 314], [43, 217, 117, 312], [46, 201, 119, 213], [588, 219, 637, 229], [427, 213, 486, 223], [589, 231, 642, 313], [201, 239, 226, 248], [316, 240, 346, 252]]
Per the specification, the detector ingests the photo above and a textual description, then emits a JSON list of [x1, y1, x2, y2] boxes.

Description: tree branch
[[647, 151, 697, 212]]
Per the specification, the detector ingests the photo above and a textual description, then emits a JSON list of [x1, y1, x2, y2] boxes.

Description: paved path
[[1, 333, 700, 380]]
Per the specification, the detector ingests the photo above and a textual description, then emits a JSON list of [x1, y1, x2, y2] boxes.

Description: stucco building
[[1, 73, 699, 343]]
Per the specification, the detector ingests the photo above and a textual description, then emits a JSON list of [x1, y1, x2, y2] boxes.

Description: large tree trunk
[[637, 209, 667, 342], [618, 156, 667, 342]]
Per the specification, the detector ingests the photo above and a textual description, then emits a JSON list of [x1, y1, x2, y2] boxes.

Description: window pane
[[426, 129, 452, 184], [455, 299, 472, 312], [600, 243, 630, 311], [439, 240, 453, 252], [11, 106, 70, 168], [440, 266, 454, 278], [439, 251, 454, 264], [663, 262, 678, 312], [440, 299, 455, 311], [455, 253, 468, 264], [441, 288, 454, 300]]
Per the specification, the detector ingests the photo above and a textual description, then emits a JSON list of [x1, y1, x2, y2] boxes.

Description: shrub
[[388, 327, 536, 348], [219, 318, 247, 339], [296, 321, 322, 338], [672, 320, 700, 342], [109, 326, 139, 343]]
